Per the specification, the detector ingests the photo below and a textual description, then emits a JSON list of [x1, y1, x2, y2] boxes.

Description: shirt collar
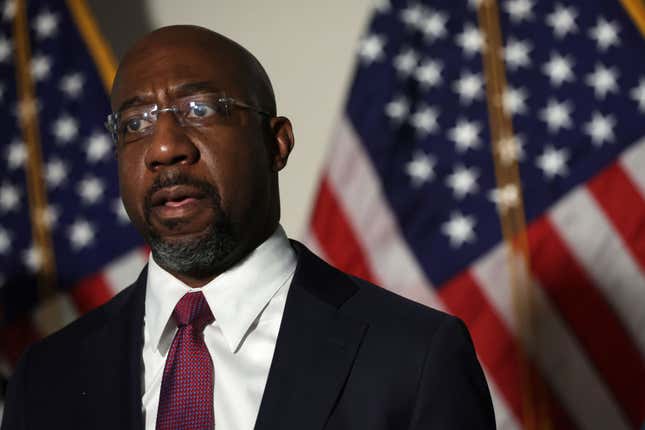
[[145, 225, 296, 353]]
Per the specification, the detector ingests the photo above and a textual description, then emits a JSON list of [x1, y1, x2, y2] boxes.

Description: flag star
[[497, 135, 525, 164], [0, 35, 11, 63], [393, 48, 419, 77], [489, 183, 520, 212], [441, 211, 477, 248], [539, 99, 573, 133], [420, 9, 448, 42], [59, 73, 85, 98], [503, 86, 528, 115], [86, 132, 112, 162], [385, 95, 410, 123], [113, 198, 130, 224], [358, 34, 386, 65], [542, 52, 574, 87], [415, 59, 442, 89], [22, 245, 42, 272], [448, 119, 482, 152], [0, 182, 20, 212], [405, 150, 435, 187], [52, 115, 79, 143], [453, 72, 483, 105], [546, 4, 578, 38], [504, 0, 534, 23], [410, 105, 439, 136], [589, 18, 620, 51], [2, 0, 15, 22], [372, 0, 391, 13], [536, 145, 569, 179], [586, 64, 619, 99], [0, 227, 10, 254], [33, 10, 59, 39], [456, 24, 484, 57], [77, 176, 105, 205], [400, 4, 425, 29], [631, 78, 645, 113], [583, 111, 616, 146], [39, 205, 61, 229], [68, 219, 96, 250], [30, 53, 52, 81], [45, 158, 68, 188], [504, 38, 532, 70], [446, 165, 480, 199], [6, 139, 26, 169]]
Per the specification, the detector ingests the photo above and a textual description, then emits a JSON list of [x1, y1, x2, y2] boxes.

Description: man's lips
[[150, 185, 207, 208], [148, 185, 210, 221]]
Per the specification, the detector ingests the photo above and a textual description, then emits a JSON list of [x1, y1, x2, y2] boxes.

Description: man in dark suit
[[2, 25, 495, 429]]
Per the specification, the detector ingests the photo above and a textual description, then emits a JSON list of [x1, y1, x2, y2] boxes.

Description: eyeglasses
[[105, 93, 272, 144]]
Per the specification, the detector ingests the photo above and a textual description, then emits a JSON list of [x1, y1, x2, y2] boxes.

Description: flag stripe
[[587, 162, 645, 278], [484, 371, 522, 430], [103, 247, 148, 295], [528, 217, 644, 427], [324, 118, 442, 309], [620, 137, 645, 197], [550, 186, 645, 357], [70, 273, 114, 315], [439, 271, 578, 430], [472, 243, 632, 430], [310, 177, 377, 283]]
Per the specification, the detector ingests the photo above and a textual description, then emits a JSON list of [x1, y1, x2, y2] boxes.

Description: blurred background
[[2, 0, 645, 429]]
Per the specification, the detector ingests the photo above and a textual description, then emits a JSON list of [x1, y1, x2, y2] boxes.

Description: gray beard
[[147, 219, 238, 279]]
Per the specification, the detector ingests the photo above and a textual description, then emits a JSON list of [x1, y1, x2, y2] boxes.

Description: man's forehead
[[112, 41, 248, 108], [111, 25, 276, 114]]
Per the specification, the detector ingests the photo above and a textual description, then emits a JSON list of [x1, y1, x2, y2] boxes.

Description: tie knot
[[173, 292, 214, 332]]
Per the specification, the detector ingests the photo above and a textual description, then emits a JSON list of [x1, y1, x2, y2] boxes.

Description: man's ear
[[269, 116, 294, 171]]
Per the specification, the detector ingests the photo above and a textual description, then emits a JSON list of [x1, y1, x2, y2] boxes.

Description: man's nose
[[144, 112, 199, 170]]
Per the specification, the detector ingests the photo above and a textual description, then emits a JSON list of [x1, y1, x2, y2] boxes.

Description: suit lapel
[[79, 269, 147, 430], [254, 243, 368, 430]]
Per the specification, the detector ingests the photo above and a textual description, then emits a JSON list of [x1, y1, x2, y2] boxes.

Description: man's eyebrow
[[173, 81, 222, 96], [116, 95, 148, 113], [115, 82, 222, 112]]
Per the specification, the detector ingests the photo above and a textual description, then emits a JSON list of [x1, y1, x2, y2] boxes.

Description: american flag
[[0, 0, 146, 407], [305, 0, 645, 429]]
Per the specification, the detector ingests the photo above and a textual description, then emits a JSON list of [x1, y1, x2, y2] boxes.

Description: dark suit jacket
[[2, 242, 495, 429]]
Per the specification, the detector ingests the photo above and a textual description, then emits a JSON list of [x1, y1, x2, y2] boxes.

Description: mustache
[[143, 171, 222, 216]]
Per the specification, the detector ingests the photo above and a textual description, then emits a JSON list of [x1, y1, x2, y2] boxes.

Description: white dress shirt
[[141, 225, 296, 430]]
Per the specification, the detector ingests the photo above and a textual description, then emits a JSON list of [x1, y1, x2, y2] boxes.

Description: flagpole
[[619, 0, 645, 38], [476, 0, 550, 429], [66, 0, 117, 93], [13, 0, 58, 303]]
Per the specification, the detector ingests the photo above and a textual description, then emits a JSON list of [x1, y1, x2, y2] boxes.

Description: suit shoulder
[[291, 241, 456, 333], [345, 273, 454, 328]]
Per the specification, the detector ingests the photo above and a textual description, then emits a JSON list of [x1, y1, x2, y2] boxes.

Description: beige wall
[[92, 1, 374, 238]]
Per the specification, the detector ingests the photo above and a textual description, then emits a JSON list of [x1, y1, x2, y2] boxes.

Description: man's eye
[[187, 102, 217, 118], [123, 117, 152, 134]]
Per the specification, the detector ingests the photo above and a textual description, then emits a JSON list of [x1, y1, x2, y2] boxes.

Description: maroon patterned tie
[[156, 292, 215, 430]]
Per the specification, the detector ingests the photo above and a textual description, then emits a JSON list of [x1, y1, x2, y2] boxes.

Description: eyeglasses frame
[[104, 94, 273, 144]]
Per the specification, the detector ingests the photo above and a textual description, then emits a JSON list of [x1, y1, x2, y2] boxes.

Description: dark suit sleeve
[[1, 348, 30, 430], [407, 316, 496, 429]]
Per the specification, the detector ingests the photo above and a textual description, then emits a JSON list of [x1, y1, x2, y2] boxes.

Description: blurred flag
[[0, 0, 146, 406], [306, 0, 645, 429]]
